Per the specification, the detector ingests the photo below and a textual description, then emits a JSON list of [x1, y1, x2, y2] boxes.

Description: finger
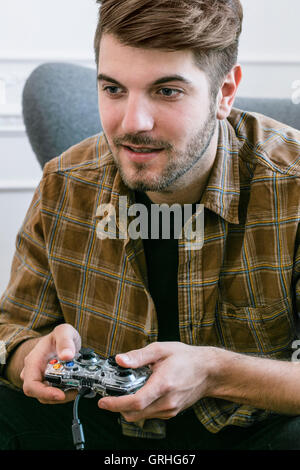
[[116, 342, 169, 369], [98, 394, 137, 412], [54, 324, 81, 361], [119, 389, 192, 422], [23, 377, 66, 402], [22, 353, 60, 400], [21, 337, 66, 401], [38, 388, 78, 405], [98, 373, 161, 413], [120, 394, 181, 422]]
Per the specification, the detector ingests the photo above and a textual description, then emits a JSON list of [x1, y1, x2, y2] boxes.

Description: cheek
[[98, 96, 119, 136], [157, 106, 193, 142], [160, 112, 197, 150]]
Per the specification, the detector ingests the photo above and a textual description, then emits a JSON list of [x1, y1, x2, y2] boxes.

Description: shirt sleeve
[[0, 178, 64, 376], [294, 224, 300, 320]]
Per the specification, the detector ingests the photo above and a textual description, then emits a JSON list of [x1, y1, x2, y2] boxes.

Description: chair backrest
[[22, 63, 102, 168], [22, 62, 300, 169], [234, 96, 300, 131]]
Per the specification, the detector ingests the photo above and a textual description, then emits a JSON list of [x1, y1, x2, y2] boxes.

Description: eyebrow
[[97, 73, 193, 87]]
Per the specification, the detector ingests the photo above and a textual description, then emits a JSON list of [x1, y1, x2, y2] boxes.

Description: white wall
[[238, 0, 300, 99], [0, 0, 98, 293], [0, 0, 300, 292]]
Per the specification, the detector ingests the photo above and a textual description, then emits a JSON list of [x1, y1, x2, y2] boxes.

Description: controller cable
[[72, 386, 92, 450]]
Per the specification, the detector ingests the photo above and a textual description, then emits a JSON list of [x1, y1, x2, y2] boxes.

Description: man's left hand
[[98, 342, 218, 421]]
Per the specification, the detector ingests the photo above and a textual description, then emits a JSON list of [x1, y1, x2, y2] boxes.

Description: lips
[[121, 144, 164, 162], [123, 145, 163, 154]]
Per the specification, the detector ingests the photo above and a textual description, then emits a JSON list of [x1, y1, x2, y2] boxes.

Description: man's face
[[97, 34, 218, 193]]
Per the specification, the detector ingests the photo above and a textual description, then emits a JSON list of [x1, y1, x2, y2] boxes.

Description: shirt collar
[[201, 118, 241, 225]]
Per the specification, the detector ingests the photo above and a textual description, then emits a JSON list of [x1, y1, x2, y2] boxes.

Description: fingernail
[[60, 348, 73, 358], [119, 354, 131, 364]]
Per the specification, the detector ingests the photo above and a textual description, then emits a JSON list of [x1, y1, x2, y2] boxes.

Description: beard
[[104, 102, 217, 193]]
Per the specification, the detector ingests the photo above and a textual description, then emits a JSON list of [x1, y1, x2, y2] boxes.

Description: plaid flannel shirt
[[0, 108, 300, 437]]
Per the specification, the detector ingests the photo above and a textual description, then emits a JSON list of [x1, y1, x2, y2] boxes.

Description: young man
[[0, 0, 300, 450]]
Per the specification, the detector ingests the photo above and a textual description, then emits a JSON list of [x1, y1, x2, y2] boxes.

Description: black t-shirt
[[134, 191, 191, 342], [134, 192, 201, 427]]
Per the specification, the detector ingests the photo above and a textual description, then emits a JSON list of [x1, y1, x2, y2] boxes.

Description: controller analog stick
[[79, 347, 95, 360], [107, 355, 118, 367]]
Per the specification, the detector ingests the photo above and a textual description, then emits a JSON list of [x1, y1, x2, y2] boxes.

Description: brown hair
[[94, 0, 243, 94]]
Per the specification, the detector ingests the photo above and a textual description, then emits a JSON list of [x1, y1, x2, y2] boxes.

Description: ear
[[216, 64, 242, 120]]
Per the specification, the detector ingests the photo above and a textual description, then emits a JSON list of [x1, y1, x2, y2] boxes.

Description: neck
[[146, 125, 219, 205]]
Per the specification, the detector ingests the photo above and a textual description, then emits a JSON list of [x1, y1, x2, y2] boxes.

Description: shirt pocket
[[216, 297, 296, 358]]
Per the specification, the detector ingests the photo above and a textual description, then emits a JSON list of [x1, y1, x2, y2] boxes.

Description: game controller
[[44, 347, 151, 397]]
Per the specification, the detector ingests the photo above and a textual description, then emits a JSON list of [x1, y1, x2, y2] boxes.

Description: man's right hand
[[13, 324, 81, 404]]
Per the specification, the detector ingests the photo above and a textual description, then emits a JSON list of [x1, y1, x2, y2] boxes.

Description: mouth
[[123, 144, 164, 153], [121, 144, 164, 162]]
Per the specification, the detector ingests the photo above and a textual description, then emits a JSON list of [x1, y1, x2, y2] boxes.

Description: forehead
[[98, 33, 208, 88]]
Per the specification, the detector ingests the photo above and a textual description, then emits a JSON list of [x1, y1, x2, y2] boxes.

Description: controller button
[[65, 361, 75, 368], [87, 365, 98, 371], [49, 359, 58, 364], [53, 363, 62, 369]]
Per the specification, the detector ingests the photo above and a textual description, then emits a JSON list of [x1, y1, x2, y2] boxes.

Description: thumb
[[53, 324, 81, 361], [116, 342, 167, 368]]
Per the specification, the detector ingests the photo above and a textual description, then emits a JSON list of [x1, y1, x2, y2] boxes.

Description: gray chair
[[22, 62, 300, 169], [22, 63, 102, 168]]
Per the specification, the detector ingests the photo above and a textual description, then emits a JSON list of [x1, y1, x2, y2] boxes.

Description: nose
[[121, 95, 154, 134]]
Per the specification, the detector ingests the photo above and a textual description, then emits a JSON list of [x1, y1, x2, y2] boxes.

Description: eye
[[158, 88, 183, 98], [102, 85, 123, 96]]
